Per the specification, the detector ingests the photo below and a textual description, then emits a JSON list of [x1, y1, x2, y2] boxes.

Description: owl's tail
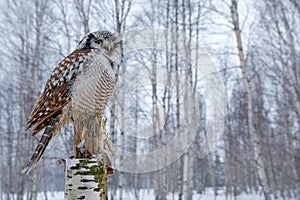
[[22, 127, 54, 175]]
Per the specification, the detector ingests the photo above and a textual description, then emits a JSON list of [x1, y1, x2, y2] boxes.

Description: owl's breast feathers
[[26, 49, 92, 136], [71, 51, 116, 113]]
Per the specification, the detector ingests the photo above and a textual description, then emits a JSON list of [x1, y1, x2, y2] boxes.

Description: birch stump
[[65, 113, 114, 200]]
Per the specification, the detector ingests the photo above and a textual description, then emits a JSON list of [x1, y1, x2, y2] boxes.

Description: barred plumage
[[22, 31, 121, 175]]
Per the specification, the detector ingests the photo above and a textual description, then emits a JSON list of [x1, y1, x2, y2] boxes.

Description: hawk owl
[[22, 31, 122, 174]]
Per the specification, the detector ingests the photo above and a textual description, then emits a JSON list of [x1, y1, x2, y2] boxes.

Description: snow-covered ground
[[27, 189, 298, 200]]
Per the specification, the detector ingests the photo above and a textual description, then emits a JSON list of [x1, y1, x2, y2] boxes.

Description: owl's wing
[[26, 49, 92, 136]]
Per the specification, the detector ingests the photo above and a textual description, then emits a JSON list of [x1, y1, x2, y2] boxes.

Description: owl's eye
[[95, 39, 103, 44]]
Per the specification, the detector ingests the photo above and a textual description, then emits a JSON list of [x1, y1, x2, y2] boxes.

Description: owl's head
[[76, 31, 122, 54]]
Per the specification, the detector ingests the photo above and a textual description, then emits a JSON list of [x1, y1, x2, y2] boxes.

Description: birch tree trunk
[[67, 115, 111, 200], [0, 111, 2, 200], [6, 88, 13, 200], [65, 158, 109, 200], [230, 0, 269, 198]]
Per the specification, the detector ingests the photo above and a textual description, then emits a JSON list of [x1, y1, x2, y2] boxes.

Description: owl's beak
[[106, 33, 121, 52], [107, 43, 112, 51]]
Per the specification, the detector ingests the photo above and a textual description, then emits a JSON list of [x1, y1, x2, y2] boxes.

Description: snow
[[30, 189, 298, 200], [42, 192, 64, 200]]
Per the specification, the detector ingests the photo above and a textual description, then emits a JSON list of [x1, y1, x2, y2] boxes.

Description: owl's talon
[[77, 139, 86, 154], [56, 158, 66, 165]]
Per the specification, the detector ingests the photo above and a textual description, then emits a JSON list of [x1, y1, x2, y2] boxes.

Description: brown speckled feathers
[[26, 49, 91, 136], [22, 49, 92, 175]]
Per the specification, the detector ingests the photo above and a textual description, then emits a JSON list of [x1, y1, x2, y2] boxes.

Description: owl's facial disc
[[94, 32, 122, 53], [76, 31, 122, 55]]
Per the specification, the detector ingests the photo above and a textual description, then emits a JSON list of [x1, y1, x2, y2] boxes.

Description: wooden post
[[65, 113, 114, 200]]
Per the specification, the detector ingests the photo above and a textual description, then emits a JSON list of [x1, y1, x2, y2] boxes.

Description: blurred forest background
[[0, 0, 299, 199]]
